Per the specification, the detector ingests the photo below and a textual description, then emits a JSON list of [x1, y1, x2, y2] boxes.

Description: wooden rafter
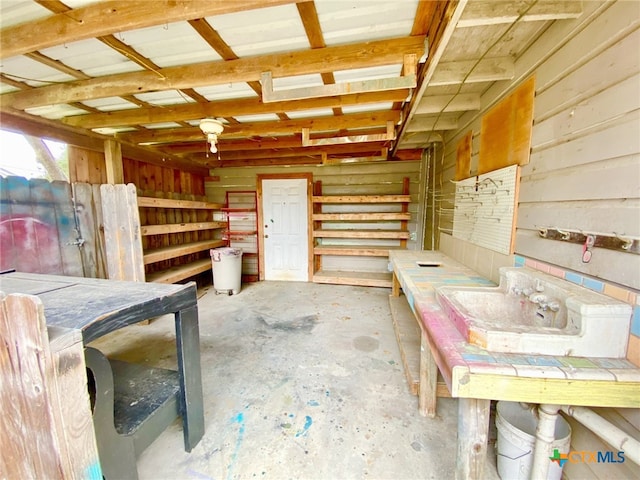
[[302, 121, 395, 147], [296, 1, 342, 116], [156, 127, 392, 155], [457, 0, 582, 28], [62, 90, 409, 129], [260, 56, 416, 103], [2, 36, 425, 110], [1, 0, 306, 59], [118, 110, 401, 145]]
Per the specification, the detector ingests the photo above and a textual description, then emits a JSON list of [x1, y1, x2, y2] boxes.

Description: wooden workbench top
[[389, 250, 640, 408]]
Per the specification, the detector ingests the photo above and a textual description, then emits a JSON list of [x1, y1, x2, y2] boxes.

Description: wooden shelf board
[[313, 229, 410, 239], [312, 270, 392, 288], [141, 221, 226, 236], [313, 245, 404, 256], [389, 294, 451, 398], [312, 195, 411, 204], [313, 212, 411, 221], [143, 239, 225, 265], [221, 208, 256, 213], [146, 258, 211, 284], [389, 295, 422, 395], [138, 197, 223, 210]]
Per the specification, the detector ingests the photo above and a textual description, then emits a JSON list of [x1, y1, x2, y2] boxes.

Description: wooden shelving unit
[[311, 178, 411, 288], [138, 195, 226, 284], [222, 191, 259, 282]]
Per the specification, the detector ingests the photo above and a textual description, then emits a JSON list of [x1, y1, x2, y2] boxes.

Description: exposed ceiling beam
[[119, 110, 401, 145], [261, 60, 415, 103], [1, 0, 306, 59], [62, 89, 410, 129], [457, 0, 583, 28], [429, 57, 515, 86], [187, 17, 266, 102], [214, 144, 389, 161], [2, 36, 425, 110], [302, 121, 395, 146], [157, 127, 391, 155], [0, 109, 105, 151], [411, 0, 440, 35], [0, 109, 208, 175], [296, 1, 342, 116], [214, 156, 325, 168], [405, 113, 459, 132], [414, 93, 481, 114]]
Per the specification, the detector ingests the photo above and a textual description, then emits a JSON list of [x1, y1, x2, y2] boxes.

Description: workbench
[[0, 271, 205, 478], [389, 250, 640, 480]]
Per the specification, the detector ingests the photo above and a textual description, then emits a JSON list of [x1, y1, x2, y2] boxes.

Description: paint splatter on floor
[[295, 416, 313, 437]]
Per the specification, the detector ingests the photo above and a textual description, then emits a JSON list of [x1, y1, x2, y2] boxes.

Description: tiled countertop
[[389, 250, 640, 408]]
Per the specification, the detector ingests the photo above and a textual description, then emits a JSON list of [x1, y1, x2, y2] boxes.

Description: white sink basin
[[436, 267, 632, 357]]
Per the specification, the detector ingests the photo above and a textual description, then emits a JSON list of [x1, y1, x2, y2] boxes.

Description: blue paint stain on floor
[[227, 412, 246, 480], [295, 415, 313, 437], [307, 400, 319, 407]]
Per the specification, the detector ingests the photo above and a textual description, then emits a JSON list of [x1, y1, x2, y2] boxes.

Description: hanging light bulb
[[199, 118, 224, 155], [207, 133, 219, 153]]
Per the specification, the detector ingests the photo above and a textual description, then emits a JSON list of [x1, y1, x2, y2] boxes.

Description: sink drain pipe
[[560, 405, 640, 465], [529, 403, 640, 479]]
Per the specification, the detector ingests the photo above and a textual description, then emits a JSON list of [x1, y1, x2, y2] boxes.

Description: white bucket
[[210, 247, 243, 295], [496, 402, 571, 480]]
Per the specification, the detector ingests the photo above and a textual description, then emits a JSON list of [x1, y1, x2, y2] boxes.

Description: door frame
[[256, 173, 313, 281]]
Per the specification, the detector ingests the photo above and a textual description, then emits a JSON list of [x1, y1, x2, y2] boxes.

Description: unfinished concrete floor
[[90, 281, 500, 480]]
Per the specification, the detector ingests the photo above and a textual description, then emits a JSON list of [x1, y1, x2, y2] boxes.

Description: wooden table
[[388, 251, 640, 480], [0, 271, 205, 454]]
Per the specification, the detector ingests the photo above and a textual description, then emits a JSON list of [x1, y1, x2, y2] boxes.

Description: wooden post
[[104, 139, 124, 184], [0, 293, 101, 479], [418, 328, 438, 417], [100, 184, 145, 281], [312, 180, 323, 274], [456, 398, 491, 480], [400, 176, 410, 248]]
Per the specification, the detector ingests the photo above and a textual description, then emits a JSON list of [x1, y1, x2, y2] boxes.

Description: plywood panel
[[455, 131, 472, 180], [100, 183, 145, 281], [453, 164, 519, 255], [478, 75, 535, 175]]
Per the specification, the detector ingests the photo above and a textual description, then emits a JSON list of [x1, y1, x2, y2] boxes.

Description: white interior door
[[261, 178, 309, 281]]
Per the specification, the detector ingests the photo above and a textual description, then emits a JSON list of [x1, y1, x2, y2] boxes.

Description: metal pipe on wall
[[561, 405, 640, 465]]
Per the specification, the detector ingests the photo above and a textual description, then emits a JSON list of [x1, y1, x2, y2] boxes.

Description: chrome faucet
[[528, 292, 547, 305]]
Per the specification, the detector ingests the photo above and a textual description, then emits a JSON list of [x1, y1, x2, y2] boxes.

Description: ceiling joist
[[457, 0, 583, 28], [415, 93, 481, 114], [1, 0, 306, 59], [119, 110, 400, 145], [261, 54, 417, 103], [2, 36, 425, 110], [430, 57, 515, 86], [302, 121, 395, 147], [62, 89, 410, 129]]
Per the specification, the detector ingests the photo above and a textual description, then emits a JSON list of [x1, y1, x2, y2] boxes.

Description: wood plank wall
[[437, 3, 639, 478], [440, 0, 639, 291], [0, 176, 106, 278], [206, 161, 422, 274], [68, 150, 211, 279]]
